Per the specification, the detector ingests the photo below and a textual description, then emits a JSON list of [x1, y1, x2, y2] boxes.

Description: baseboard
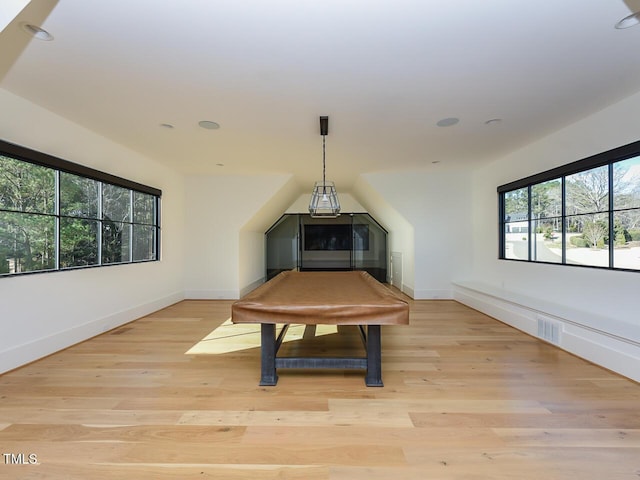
[[239, 277, 265, 298], [0, 291, 184, 374], [184, 289, 239, 300], [453, 281, 640, 383], [401, 283, 415, 299]]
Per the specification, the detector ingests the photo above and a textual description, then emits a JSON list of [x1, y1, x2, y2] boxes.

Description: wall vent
[[537, 315, 562, 345]]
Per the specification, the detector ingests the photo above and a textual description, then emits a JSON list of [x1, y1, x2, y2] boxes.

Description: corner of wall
[[0, 290, 184, 374]]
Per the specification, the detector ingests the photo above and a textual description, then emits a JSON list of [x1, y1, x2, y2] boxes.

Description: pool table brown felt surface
[[231, 270, 409, 326]]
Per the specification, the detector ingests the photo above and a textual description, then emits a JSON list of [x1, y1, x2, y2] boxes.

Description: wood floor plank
[[0, 297, 638, 478], [402, 446, 640, 479], [410, 412, 640, 429], [0, 464, 329, 480], [241, 425, 505, 448], [114, 395, 329, 412], [0, 423, 247, 443], [178, 409, 414, 428], [119, 442, 406, 467], [329, 398, 551, 414], [492, 427, 640, 447], [0, 408, 185, 426]]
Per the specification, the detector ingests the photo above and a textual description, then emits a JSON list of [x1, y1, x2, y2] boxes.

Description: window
[[503, 187, 529, 260], [498, 140, 640, 272], [0, 140, 161, 276]]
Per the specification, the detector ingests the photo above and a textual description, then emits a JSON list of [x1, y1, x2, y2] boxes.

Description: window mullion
[[129, 190, 134, 262], [154, 197, 160, 261], [528, 185, 532, 262], [609, 163, 614, 269], [561, 177, 566, 264], [498, 193, 505, 259], [98, 182, 103, 265], [55, 170, 60, 270]]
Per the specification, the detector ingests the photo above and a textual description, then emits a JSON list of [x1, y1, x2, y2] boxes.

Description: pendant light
[[309, 115, 340, 218]]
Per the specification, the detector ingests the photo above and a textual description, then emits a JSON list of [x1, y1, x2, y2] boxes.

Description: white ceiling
[[2, 0, 640, 190]]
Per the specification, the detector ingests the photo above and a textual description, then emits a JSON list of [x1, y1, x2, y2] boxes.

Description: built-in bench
[[452, 280, 640, 383]]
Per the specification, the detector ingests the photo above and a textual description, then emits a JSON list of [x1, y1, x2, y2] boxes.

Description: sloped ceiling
[[2, 0, 640, 190]]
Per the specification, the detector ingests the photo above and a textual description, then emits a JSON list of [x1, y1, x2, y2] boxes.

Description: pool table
[[231, 270, 409, 386]]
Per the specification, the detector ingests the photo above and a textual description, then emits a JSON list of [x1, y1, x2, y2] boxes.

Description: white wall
[[361, 169, 473, 299], [353, 175, 415, 294], [0, 89, 186, 373], [240, 177, 302, 296], [183, 173, 294, 299], [459, 89, 640, 382]]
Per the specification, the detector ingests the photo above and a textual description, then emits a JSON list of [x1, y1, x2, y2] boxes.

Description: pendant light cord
[[322, 134, 327, 194]]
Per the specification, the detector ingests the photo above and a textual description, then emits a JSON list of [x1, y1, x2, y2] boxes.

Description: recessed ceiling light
[[198, 120, 220, 130], [20, 23, 54, 41], [615, 11, 640, 29], [432, 160, 441, 164], [160, 123, 174, 129], [436, 117, 459, 127], [216, 163, 224, 167], [485, 118, 502, 125]]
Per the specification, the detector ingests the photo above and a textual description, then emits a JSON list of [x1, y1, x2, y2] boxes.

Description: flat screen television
[[304, 224, 369, 251]]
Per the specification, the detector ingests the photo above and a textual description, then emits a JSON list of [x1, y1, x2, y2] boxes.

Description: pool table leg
[[365, 325, 383, 387], [260, 323, 278, 386]]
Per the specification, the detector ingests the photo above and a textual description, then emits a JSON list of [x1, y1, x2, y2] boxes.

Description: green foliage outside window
[[0, 153, 159, 276]]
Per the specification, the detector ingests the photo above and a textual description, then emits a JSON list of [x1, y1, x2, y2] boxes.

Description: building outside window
[[498, 141, 640, 272]]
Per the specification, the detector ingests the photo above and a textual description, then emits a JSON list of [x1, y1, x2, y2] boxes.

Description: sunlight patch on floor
[[186, 318, 338, 354]]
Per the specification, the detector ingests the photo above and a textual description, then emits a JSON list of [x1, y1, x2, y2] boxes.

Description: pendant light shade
[[309, 116, 340, 218], [309, 180, 340, 217]]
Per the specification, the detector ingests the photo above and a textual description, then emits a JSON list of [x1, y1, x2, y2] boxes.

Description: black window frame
[[498, 139, 640, 272], [0, 139, 161, 277]]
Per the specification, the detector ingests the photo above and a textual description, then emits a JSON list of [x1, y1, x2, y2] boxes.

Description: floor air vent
[[537, 315, 562, 345]]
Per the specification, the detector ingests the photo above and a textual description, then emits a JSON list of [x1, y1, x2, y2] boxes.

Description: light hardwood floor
[[1, 297, 639, 479]]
